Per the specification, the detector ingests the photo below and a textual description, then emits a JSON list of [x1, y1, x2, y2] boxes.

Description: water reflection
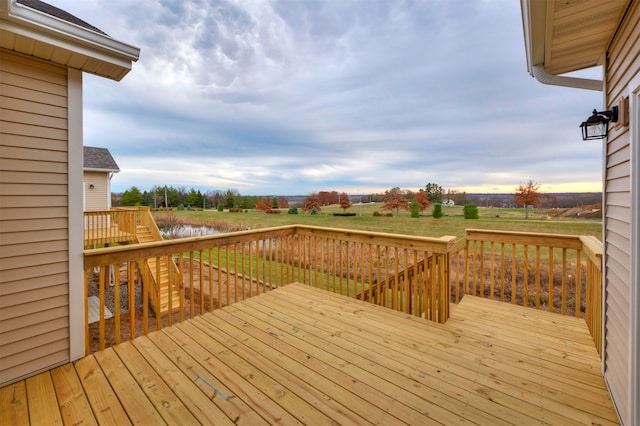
[[159, 224, 222, 239]]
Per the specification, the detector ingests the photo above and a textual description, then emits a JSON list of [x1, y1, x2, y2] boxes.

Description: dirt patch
[[547, 203, 602, 219]]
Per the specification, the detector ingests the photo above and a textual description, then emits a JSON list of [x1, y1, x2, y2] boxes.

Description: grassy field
[[153, 203, 603, 240]]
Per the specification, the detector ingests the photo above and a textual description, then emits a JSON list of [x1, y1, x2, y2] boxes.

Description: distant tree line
[[113, 182, 601, 212], [114, 186, 290, 210]]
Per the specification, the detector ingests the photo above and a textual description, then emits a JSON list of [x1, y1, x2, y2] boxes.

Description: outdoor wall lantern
[[580, 106, 618, 140]]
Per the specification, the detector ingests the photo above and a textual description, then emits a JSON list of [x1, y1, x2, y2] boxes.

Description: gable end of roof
[[84, 146, 120, 172]]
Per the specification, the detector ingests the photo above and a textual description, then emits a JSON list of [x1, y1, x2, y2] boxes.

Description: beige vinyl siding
[[84, 171, 109, 211], [603, 2, 640, 424], [0, 50, 71, 386]]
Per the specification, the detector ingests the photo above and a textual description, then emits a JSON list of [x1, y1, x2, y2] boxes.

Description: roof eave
[[520, 0, 603, 92], [0, 0, 140, 81]]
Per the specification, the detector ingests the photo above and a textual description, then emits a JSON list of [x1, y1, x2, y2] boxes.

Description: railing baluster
[[128, 261, 135, 341], [575, 249, 582, 318], [208, 248, 214, 310], [500, 242, 505, 302], [523, 245, 529, 307], [114, 264, 120, 345], [548, 247, 554, 312], [510, 244, 517, 304], [561, 249, 567, 315], [179, 253, 184, 323]]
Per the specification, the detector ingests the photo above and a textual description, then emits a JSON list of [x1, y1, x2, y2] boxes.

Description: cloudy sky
[[54, 0, 603, 195]]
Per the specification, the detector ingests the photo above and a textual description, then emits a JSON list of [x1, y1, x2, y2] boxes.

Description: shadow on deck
[[1, 284, 618, 425]]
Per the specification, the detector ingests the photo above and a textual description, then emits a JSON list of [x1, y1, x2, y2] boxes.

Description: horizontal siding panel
[[0, 207, 68, 221], [0, 69, 66, 96], [606, 133, 629, 156], [0, 157, 67, 173], [606, 144, 630, 168], [0, 108, 67, 130], [605, 216, 630, 238], [0, 341, 68, 385], [0, 273, 67, 296], [0, 195, 68, 209], [0, 121, 67, 140], [605, 191, 631, 207], [0, 218, 68, 233], [605, 160, 630, 180], [0, 262, 68, 282], [1, 183, 68, 196], [0, 170, 67, 185], [1, 96, 67, 119], [0, 317, 68, 347], [607, 244, 630, 276], [0, 50, 67, 80], [0, 294, 69, 322], [0, 328, 68, 359], [0, 306, 68, 336], [605, 175, 629, 192], [0, 134, 67, 152], [0, 83, 66, 108], [0, 347, 68, 387], [605, 205, 630, 222], [0, 250, 68, 271], [0, 283, 67, 308], [0, 145, 67, 163], [0, 229, 68, 246]]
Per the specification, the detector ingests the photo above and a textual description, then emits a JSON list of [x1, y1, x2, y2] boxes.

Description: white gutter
[[532, 64, 603, 92]]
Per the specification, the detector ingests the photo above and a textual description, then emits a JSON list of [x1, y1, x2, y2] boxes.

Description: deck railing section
[[581, 235, 603, 355], [294, 226, 456, 322], [84, 225, 455, 354], [450, 229, 603, 354], [84, 209, 137, 247], [84, 224, 603, 356]]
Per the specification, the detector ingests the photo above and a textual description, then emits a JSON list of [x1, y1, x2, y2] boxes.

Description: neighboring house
[[83, 146, 119, 211], [521, 1, 639, 425], [0, 0, 139, 387]]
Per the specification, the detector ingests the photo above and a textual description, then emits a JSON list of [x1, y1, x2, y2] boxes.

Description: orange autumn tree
[[514, 180, 541, 219], [301, 193, 322, 212], [255, 197, 272, 211], [382, 187, 409, 216], [339, 192, 352, 212], [415, 189, 431, 213]]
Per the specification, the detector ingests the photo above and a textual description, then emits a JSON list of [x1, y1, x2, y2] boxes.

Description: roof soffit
[[523, 0, 630, 76], [0, 0, 140, 81]]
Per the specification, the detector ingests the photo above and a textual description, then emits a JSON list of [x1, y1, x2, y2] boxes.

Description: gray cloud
[[54, 0, 603, 195]]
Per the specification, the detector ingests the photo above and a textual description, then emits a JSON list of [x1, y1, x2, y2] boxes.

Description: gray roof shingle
[[16, 0, 109, 36], [84, 146, 119, 172]]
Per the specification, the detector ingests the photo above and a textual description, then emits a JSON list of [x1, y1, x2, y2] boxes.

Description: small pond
[[159, 224, 223, 239]]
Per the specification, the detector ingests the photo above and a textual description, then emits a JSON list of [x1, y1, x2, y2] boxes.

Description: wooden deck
[[1, 284, 618, 425]]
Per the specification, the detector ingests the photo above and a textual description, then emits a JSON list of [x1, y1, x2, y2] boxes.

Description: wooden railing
[[84, 209, 137, 247], [581, 235, 603, 355], [83, 225, 454, 354], [450, 229, 603, 355], [84, 225, 603, 356]]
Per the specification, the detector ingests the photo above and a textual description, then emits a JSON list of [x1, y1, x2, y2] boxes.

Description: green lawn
[[153, 203, 602, 240]]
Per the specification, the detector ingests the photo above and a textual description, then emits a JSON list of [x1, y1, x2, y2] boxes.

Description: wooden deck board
[[1, 283, 620, 425]]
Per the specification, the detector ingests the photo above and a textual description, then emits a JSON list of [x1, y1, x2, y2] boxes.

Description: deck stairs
[[136, 225, 182, 314]]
